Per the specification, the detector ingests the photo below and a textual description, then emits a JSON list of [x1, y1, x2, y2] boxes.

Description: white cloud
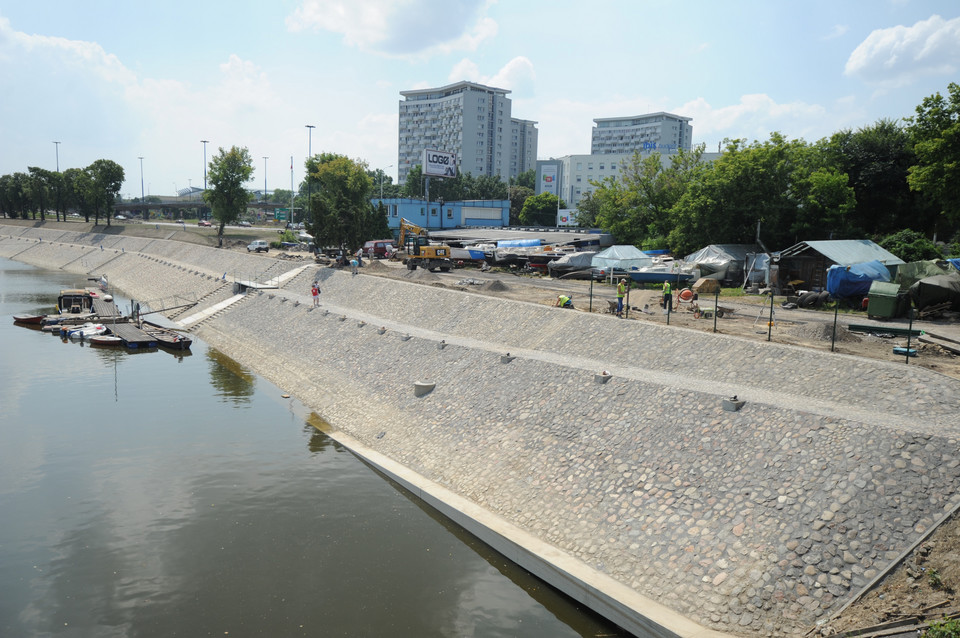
[[824, 24, 849, 40], [679, 94, 828, 143], [845, 14, 960, 88], [285, 0, 497, 57], [447, 56, 535, 95]]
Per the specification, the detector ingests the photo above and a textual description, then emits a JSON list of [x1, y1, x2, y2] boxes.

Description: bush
[[925, 617, 960, 637], [878, 229, 942, 262]]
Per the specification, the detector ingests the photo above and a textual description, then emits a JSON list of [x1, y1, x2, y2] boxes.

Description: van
[[363, 240, 395, 259]]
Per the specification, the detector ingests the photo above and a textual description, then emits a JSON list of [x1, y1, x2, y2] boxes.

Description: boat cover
[[497, 239, 541, 248], [685, 244, 759, 279], [591, 245, 654, 271], [895, 260, 953, 291], [909, 272, 960, 310], [547, 251, 597, 274], [826, 260, 891, 298]]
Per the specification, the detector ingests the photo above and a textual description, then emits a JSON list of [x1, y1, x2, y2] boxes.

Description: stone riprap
[[3, 224, 959, 637]]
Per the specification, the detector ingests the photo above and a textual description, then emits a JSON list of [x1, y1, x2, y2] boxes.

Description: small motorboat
[[64, 323, 107, 340], [89, 334, 123, 347], [13, 314, 46, 325], [139, 320, 192, 350]]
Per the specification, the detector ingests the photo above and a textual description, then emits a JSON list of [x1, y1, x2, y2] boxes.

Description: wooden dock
[[108, 323, 158, 349]]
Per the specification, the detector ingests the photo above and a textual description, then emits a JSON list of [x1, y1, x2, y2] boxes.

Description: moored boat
[[12, 313, 46, 324], [139, 320, 192, 350], [64, 322, 108, 340], [89, 334, 123, 346]]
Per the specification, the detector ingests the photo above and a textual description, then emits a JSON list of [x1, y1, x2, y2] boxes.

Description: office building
[[398, 81, 538, 185], [591, 113, 692, 155]]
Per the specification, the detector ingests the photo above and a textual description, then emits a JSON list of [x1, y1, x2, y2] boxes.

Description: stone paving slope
[[4, 227, 960, 636]]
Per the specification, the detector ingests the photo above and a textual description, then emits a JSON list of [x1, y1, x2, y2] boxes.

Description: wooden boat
[[89, 334, 123, 346], [13, 313, 46, 324], [139, 320, 192, 350]]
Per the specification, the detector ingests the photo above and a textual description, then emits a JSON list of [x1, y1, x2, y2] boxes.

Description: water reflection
[[206, 349, 255, 405]]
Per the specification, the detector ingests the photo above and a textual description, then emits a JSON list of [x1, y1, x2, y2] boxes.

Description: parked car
[[238, 221, 252, 227], [363, 239, 396, 259], [247, 240, 269, 253], [198, 220, 212, 227]]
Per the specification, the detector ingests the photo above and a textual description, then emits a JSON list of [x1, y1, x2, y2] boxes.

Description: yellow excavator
[[397, 218, 453, 272]]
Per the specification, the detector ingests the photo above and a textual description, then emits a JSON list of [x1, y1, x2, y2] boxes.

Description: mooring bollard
[[722, 395, 745, 412], [414, 381, 435, 397], [594, 371, 612, 384]]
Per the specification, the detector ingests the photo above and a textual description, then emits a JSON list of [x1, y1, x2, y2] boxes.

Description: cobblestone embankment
[[3, 224, 959, 637]]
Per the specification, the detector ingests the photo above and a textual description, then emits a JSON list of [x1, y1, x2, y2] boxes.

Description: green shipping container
[[867, 280, 903, 319]]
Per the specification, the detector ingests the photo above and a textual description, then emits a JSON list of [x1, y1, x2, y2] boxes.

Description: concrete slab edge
[[322, 426, 732, 638]]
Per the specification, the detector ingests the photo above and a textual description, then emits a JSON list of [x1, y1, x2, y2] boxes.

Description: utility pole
[[305, 125, 315, 226], [138, 156, 145, 220]]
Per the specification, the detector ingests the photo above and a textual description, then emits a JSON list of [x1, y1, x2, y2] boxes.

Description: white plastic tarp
[[591, 245, 654, 270]]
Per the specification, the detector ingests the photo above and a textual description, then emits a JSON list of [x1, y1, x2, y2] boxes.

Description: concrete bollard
[[500, 354, 515, 363], [594, 371, 612, 384], [722, 396, 745, 412], [438, 340, 446, 350], [414, 381, 435, 397], [378, 327, 387, 335], [400, 334, 412, 341]]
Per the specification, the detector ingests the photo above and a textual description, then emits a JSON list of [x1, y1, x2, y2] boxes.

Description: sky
[[1, 0, 959, 200]]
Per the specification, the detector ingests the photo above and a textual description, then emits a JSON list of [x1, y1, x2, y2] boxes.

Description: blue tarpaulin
[[826, 260, 891, 297], [948, 258, 960, 272]]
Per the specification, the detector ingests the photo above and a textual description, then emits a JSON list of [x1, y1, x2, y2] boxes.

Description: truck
[[397, 218, 453, 272]]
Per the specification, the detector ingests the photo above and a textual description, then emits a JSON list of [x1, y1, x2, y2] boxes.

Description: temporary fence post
[[767, 292, 774, 341], [831, 299, 839, 352], [713, 287, 719, 333]]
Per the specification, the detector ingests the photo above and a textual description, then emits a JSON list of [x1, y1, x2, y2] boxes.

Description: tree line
[[0, 160, 125, 225], [576, 82, 960, 259]]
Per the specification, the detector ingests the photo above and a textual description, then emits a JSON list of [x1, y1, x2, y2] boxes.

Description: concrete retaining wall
[[3, 224, 959, 637]]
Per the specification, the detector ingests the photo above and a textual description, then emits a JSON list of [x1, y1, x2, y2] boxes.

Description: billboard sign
[[540, 164, 557, 196], [422, 149, 458, 178]]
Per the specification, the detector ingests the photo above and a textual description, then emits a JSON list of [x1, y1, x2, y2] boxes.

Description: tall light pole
[[138, 156, 145, 220], [262, 156, 269, 202], [53, 141, 61, 220], [305, 124, 314, 225], [201, 140, 209, 190], [380, 164, 393, 199], [201, 140, 209, 221], [53, 141, 60, 172]]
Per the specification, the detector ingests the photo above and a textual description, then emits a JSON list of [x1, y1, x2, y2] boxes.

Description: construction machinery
[[397, 218, 453, 272]]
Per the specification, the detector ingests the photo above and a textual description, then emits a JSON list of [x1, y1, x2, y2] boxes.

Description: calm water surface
[[0, 258, 628, 637]]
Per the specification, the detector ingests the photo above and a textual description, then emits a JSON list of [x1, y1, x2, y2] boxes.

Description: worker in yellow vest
[[662, 280, 673, 313], [616, 279, 626, 317]]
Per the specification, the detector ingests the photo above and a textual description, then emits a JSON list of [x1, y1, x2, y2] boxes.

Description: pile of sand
[[481, 280, 509, 292], [787, 322, 861, 343], [402, 268, 440, 282], [363, 259, 387, 271]]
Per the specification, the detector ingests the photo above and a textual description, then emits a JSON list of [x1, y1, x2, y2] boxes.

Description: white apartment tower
[[591, 112, 692, 155], [398, 81, 537, 185]]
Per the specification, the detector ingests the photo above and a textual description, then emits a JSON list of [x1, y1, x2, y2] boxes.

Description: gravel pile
[[788, 321, 861, 342]]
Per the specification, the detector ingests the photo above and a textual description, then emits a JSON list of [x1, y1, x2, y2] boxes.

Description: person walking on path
[[616, 278, 627, 317], [311, 281, 320, 307], [662, 280, 673, 314]]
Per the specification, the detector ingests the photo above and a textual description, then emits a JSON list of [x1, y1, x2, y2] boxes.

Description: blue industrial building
[[371, 198, 510, 232]]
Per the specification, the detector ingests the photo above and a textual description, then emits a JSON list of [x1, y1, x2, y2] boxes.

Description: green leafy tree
[[878, 229, 942, 262], [906, 82, 960, 234], [63, 168, 94, 221], [0, 174, 12, 218], [826, 119, 932, 236], [8, 172, 31, 219], [306, 153, 374, 251], [508, 185, 534, 225], [519, 192, 564, 226], [86, 159, 125, 225], [574, 192, 601, 228], [204, 146, 254, 244], [510, 169, 535, 190], [27, 167, 55, 221]]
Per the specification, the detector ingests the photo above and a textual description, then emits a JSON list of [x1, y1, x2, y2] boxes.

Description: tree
[[510, 169, 535, 190], [519, 192, 564, 226], [574, 192, 601, 228], [508, 185, 534, 225], [306, 153, 375, 250], [825, 119, 931, 236], [204, 146, 254, 244], [906, 82, 960, 234], [878, 229, 943, 262], [86, 159, 125, 225], [28, 167, 55, 221]]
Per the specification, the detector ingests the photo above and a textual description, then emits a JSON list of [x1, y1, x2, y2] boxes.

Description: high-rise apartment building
[[591, 112, 692, 155], [398, 81, 537, 185]]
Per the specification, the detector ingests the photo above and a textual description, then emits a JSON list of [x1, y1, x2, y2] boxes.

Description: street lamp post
[[305, 125, 315, 225], [138, 156, 145, 220], [53, 141, 61, 220], [380, 164, 393, 199], [53, 141, 60, 172], [262, 156, 269, 203], [201, 140, 209, 221]]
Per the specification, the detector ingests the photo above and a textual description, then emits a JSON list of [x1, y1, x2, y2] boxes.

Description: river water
[[0, 257, 628, 637]]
